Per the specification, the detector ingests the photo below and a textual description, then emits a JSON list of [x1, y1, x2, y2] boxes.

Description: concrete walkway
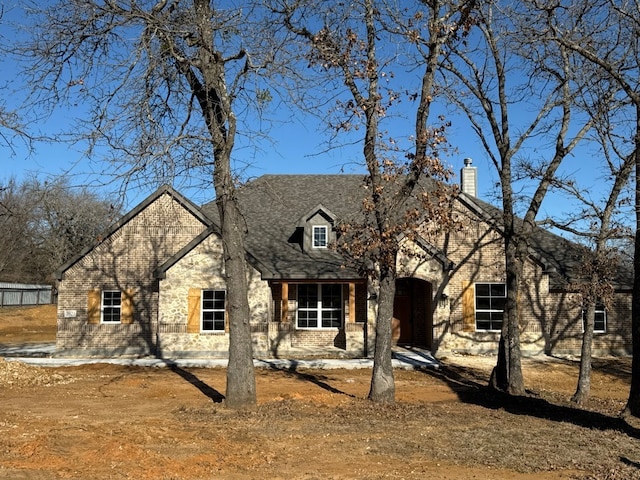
[[0, 343, 440, 370]]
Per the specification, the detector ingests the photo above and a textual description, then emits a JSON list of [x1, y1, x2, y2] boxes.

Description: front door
[[393, 292, 413, 344], [392, 278, 433, 347]]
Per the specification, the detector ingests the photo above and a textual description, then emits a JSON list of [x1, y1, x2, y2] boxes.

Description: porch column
[[281, 282, 289, 323], [349, 282, 356, 323]]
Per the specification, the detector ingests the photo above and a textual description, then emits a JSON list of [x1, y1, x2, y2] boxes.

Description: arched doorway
[[392, 278, 433, 348]]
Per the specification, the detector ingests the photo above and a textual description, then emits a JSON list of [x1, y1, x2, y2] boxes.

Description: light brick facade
[[55, 181, 633, 359], [156, 232, 271, 357], [56, 190, 208, 356]]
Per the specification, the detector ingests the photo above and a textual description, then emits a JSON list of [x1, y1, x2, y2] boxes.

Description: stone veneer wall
[[56, 192, 208, 357], [428, 206, 558, 356], [157, 232, 271, 357], [423, 205, 633, 357]]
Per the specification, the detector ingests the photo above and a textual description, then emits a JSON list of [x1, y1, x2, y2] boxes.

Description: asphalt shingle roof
[[200, 174, 632, 289], [202, 175, 368, 279]]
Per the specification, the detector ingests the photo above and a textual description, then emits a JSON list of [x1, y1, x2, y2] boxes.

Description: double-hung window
[[475, 283, 506, 331], [202, 290, 226, 332], [102, 290, 122, 323], [312, 226, 328, 248], [297, 284, 343, 328], [583, 304, 607, 333]]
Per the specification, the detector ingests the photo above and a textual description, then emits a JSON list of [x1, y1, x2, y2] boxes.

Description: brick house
[[54, 166, 633, 358]]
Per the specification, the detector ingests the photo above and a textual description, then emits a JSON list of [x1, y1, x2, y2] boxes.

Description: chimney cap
[[464, 157, 473, 166]]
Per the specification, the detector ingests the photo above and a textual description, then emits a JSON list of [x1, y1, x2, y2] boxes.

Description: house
[[54, 164, 633, 359]]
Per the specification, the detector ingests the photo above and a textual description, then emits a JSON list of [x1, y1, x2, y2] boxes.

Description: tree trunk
[[623, 108, 640, 418], [215, 162, 256, 410], [368, 270, 396, 403], [489, 234, 525, 395], [572, 303, 594, 404], [625, 230, 640, 416]]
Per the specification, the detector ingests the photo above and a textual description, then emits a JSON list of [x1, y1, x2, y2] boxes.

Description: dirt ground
[[1, 305, 640, 479]]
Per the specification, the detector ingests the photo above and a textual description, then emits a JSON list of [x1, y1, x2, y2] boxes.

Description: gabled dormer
[[297, 204, 337, 253]]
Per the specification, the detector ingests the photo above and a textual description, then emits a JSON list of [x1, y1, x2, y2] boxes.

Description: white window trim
[[101, 290, 122, 324], [201, 289, 226, 332], [312, 225, 328, 249], [296, 284, 343, 329], [582, 305, 607, 334], [475, 282, 506, 332]]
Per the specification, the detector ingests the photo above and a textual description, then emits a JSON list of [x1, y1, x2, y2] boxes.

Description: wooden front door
[[393, 280, 413, 344], [393, 278, 433, 347]]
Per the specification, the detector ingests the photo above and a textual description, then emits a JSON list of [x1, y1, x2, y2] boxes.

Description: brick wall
[[56, 192, 208, 357], [545, 290, 632, 356], [56, 187, 631, 359]]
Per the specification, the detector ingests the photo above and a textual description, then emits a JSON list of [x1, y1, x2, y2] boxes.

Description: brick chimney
[[460, 158, 477, 197]]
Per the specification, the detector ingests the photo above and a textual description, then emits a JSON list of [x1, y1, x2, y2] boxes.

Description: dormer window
[[313, 226, 328, 248], [297, 204, 336, 253]]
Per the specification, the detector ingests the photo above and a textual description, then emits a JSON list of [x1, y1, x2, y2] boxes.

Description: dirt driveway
[[1, 305, 640, 480]]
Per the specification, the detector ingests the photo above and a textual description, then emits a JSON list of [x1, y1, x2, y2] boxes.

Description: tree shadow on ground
[[260, 360, 356, 398], [168, 363, 225, 403], [590, 357, 632, 381], [424, 362, 640, 440]]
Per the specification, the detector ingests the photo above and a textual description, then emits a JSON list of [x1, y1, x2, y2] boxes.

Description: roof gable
[[297, 204, 337, 227], [73, 174, 616, 288], [55, 185, 212, 280], [456, 192, 633, 289], [201, 175, 367, 279]]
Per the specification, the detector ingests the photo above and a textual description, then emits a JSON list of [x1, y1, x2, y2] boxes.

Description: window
[[312, 226, 328, 248], [475, 283, 506, 331], [102, 290, 122, 323], [202, 290, 226, 331], [583, 304, 607, 333], [297, 284, 343, 328]]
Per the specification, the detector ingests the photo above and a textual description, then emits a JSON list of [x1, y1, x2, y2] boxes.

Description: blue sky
[[0, 106, 496, 209], [0, 58, 498, 213], [0, 71, 604, 230], [0, 1, 621, 236], [0, 0, 501, 211]]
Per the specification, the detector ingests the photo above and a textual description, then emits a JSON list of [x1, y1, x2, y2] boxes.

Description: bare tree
[[0, 177, 117, 284], [0, 8, 30, 153], [0, 178, 33, 281], [13, 0, 284, 409], [537, 84, 633, 404], [276, 0, 472, 403], [441, 1, 594, 394], [26, 177, 120, 282], [541, 0, 640, 416], [0, 105, 27, 154]]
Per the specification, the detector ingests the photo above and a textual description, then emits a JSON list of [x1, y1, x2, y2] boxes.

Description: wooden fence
[[0, 282, 54, 307]]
